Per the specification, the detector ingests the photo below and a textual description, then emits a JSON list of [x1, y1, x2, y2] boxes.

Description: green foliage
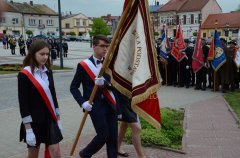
[[224, 92, 240, 118], [26, 30, 33, 36], [124, 108, 184, 150], [236, 4, 240, 11], [193, 32, 197, 37], [154, 32, 159, 36], [0, 64, 72, 74], [0, 64, 22, 71], [69, 32, 76, 36], [89, 18, 111, 36]]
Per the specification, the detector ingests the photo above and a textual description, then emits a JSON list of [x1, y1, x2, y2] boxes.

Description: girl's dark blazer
[[18, 70, 59, 123]]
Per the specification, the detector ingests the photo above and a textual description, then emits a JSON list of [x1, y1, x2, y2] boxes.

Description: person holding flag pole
[[69, 0, 161, 157], [210, 20, 227, 92], [234, 29, 240, 88], [171, 23, 186, 87]]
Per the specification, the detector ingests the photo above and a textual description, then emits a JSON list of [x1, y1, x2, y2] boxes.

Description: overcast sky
[[11, 0, 240, 17]]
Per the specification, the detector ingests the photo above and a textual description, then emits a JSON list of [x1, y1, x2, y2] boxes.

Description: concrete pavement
[[1, 42, 240, 158]]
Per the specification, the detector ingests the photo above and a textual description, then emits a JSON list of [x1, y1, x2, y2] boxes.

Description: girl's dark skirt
[[20, 115, 63, 147]]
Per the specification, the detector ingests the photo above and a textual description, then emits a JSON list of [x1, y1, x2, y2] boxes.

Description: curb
[[223, 95, 240, 126]]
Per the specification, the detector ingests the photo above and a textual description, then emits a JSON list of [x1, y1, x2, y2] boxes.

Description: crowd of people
[[2, 34, 69, 59], [156, 38, 240, 93]]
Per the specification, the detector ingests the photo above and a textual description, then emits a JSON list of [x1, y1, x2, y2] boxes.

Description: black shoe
[[194, 87, 201, 90], [79, 150, 84, 158]]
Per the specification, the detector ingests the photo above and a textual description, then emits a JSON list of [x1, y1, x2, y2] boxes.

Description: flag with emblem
[[106, 0, 161, 128], [171, 24, 185, 62], [211, 30, 226, 71], [159, 25, 170, 63]]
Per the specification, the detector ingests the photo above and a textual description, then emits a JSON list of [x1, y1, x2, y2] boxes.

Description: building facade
[[201, 12, 240, 41], [62, 13, 93, 36], [157, 0, 221, 39], [0, 1, 58, 38]]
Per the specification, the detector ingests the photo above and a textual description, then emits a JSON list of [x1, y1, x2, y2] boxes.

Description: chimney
[[10, 0, 13, 4], [156, 2, 159, 6], [70, 11, 72, 15], [29, 1, 33, 6]]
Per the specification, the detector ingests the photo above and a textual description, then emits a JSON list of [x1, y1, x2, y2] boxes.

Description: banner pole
[[69, 0, 133, 156], [213, 71, 216, 92], [178, 62, 181, 87], [165, 63, 168, 85]]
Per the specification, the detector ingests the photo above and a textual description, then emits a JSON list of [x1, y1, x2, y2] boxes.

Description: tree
[[26, 30, 33, 37], [89, 18, 111, 36], [236, 4, 240, 11], [69, 31, 76, 36]]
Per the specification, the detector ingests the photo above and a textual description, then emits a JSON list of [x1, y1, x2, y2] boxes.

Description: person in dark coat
[[183, 41, 194, 88], [63, 41, 68, 58], [18, 35, 26, 56], [18, 40, 63, 157], [218, 38, 232, 92], [70, 35, 118, 158], [195, 39, 209, 90]]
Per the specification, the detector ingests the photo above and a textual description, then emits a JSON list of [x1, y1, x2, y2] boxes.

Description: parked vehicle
[[82, 36, 91, 42]]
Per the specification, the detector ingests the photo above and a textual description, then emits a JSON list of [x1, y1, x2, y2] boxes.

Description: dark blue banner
[[211, 30, 226, 71]]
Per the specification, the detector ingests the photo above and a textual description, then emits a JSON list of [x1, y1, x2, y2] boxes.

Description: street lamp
[[58, 0, 63, 68]]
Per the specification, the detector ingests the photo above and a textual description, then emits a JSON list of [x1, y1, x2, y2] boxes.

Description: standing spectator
[[9, 36, 16, 55], [63, 41, 68, 58], [18, 40, 63, 157], [18, 35, 26, 56], [228, 40, 238, 91], [2, 35, 7, 49], [6, 34, 9, 49], [26, 38, 32, 51]]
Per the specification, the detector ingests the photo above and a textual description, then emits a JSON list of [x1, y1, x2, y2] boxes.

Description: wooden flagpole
[[165, 63, 168, 85], [69, 0, 133, 156], [213, 71, 216, 92]]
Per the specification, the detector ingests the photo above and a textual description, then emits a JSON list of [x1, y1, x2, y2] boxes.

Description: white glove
[[95, 77, 104, 86], [26, 128, 36, 146], [186, 65, 190, 69], [57, 120, 63, 132], [82, 101, 92, 111]]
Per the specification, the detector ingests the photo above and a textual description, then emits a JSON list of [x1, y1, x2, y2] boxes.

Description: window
[[29, 19, 36, 26], [39, 19, 43, 25], [46, 19, 53, 26], [186, 16, 190, 25], [12, 18, 18, 24], [83, 20, 86, 26], [0, 17, 5, 23], [194, 16, 198, 24], [65, 23, 70, 28]]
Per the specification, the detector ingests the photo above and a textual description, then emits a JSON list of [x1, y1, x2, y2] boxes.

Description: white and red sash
[[80, 59, 117, 109], [21, 66, 57, 122]]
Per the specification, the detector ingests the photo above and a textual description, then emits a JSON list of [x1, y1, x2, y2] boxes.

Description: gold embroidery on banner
[[128, 29, 142, 75]]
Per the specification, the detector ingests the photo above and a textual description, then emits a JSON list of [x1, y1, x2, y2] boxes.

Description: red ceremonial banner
[[171, 24, 185, 62]]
